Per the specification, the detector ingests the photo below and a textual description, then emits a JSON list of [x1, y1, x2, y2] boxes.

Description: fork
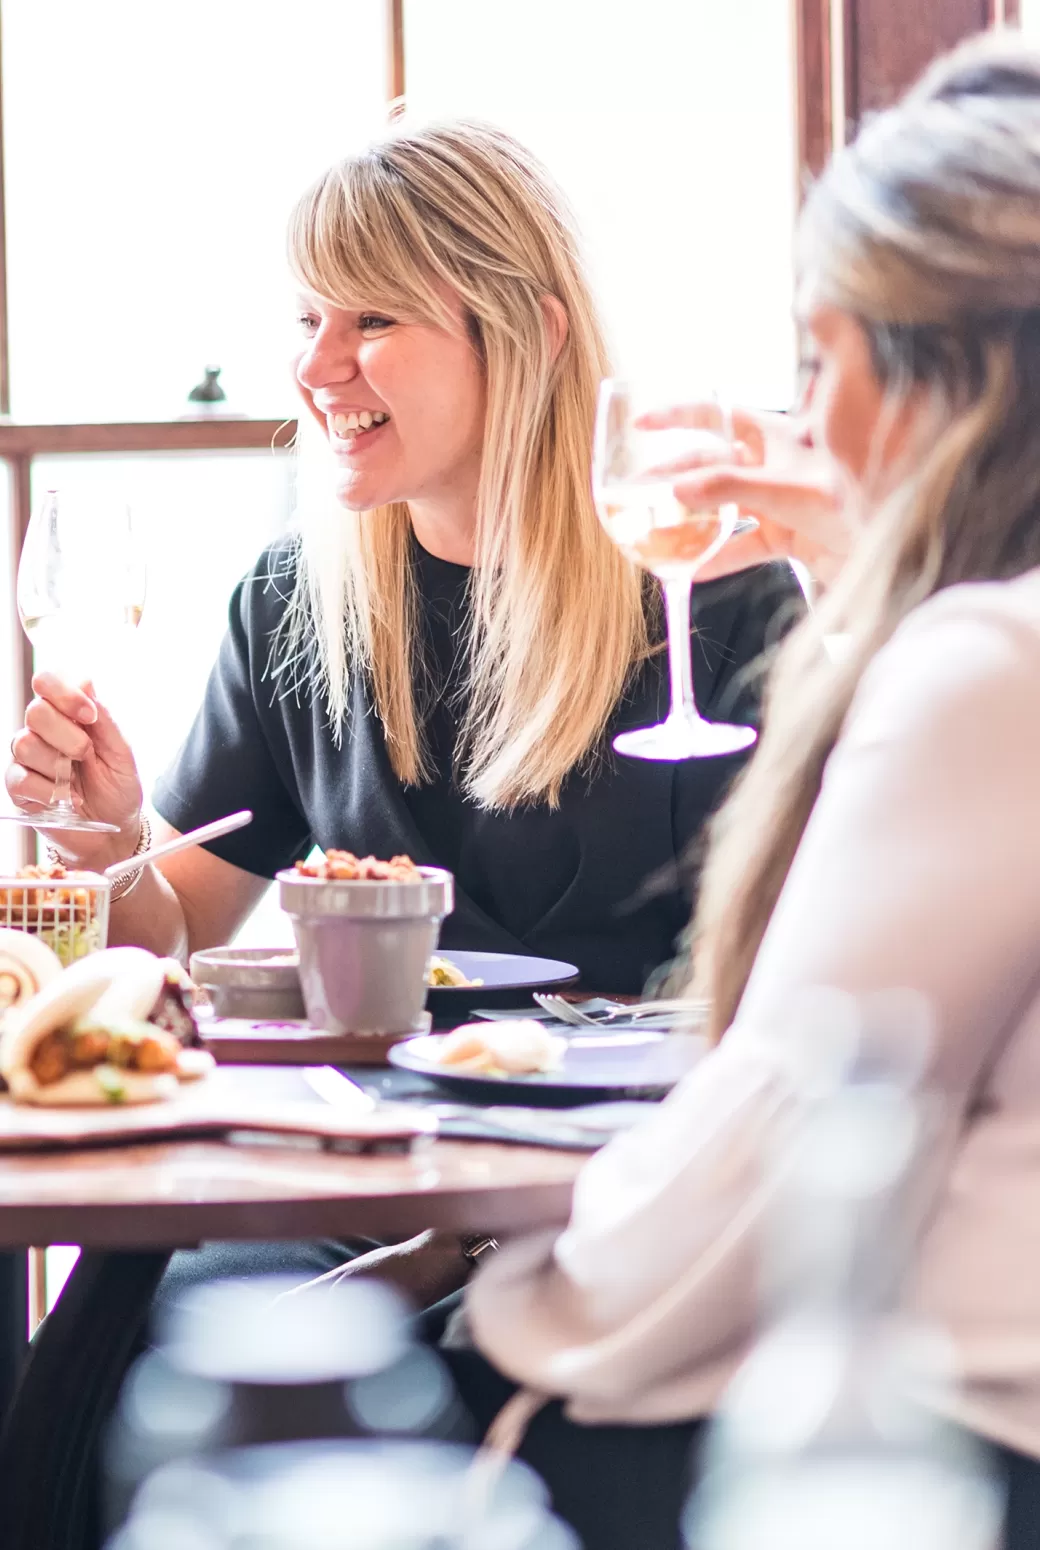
[[532, 993, 708, 1027]]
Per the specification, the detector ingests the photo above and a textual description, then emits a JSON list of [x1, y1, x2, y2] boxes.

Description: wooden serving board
[[197, 1012, 434, 1067], [0, 1065, 434, 1154]]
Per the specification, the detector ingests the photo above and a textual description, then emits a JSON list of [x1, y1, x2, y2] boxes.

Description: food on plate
[[427, 956, 483, 989], [0, 946, 214, 1106], [294, 849, 424, 882], [433, 1020, 564, 1076], [0, 928, 62, 1014], [0, 863, 109, 964]]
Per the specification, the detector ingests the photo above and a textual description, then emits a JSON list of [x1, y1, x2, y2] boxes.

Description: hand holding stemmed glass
[[639, 401, 850, 590], [2, 489, 147, 834], [592, 379, 758, 761]]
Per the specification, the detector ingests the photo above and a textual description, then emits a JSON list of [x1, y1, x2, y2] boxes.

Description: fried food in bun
[[0, 947, 214, 1106]]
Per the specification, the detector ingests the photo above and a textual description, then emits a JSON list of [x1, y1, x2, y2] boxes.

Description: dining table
[[0, 1050, 590, 1550]]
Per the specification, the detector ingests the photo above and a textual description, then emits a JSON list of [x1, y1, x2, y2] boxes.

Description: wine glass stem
[[662, 571, 708, 729], [51, 755, 77, 814]]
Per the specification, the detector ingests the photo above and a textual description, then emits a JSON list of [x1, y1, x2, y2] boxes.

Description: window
[[1, 0, 388, 421], [405, 0, 798, 408]]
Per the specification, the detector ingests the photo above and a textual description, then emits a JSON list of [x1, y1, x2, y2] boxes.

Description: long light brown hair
[[692, 33, 1040, 1037], [278, 120, 649, 809]]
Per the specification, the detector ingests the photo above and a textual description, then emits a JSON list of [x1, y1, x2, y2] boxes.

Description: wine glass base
[[0, 809, 119, 833], [613, 716, 757, 762]]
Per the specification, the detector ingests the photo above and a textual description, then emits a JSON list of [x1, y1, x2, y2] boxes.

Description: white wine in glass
[[593, 379, 758, 760], [4, 488, 147, 833]]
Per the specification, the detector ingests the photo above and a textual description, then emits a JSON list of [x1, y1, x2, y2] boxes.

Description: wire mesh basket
[[0, 870, 111, 967]]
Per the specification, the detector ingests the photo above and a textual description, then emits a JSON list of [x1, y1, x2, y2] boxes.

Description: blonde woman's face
[[803, 304, 918, 496], [293, 288, 486, 515]]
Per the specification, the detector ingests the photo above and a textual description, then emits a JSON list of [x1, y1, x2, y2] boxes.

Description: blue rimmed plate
[[425, 950, 579, 1019], [388, 1028, 705, 1107]]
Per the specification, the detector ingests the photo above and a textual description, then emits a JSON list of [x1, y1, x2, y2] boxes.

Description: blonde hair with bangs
[[280, 120, 649, 808], [689, 34, 1040, 1038]]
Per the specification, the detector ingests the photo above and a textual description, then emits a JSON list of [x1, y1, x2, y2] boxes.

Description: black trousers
[[154, 1244, 1040, 1550], [441, 1345, 1040, 1550]]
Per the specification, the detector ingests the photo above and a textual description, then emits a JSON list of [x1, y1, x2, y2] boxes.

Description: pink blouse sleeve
[[467, 584, 1040, 1423]]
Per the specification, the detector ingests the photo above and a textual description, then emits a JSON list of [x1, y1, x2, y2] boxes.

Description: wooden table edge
[[0, 1139, 582, 1249]]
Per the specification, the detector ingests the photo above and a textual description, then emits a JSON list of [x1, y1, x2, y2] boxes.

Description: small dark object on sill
[[187, 365, 227, 403]]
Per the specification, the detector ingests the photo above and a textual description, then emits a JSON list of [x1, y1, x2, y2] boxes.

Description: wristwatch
[[460, 1234, 499, 1263]]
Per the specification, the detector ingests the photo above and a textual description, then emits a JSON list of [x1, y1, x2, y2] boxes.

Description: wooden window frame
[[797, 0, 1019, 187], [0, 0, 1018, 866]]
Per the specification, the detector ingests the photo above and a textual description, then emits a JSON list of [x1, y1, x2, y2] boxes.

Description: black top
[[155, 539, 804, 993]]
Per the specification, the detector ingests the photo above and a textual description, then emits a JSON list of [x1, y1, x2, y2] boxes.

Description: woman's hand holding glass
[[1, 487, 147, 834], [641, 404, 850, 588], [6, 675, 145, 867]]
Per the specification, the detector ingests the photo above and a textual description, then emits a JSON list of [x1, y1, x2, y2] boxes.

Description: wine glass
[[592, 379, 758, 760], [3, 488, 147, 832]]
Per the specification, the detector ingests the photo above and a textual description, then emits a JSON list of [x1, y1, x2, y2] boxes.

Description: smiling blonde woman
[[7, 119, 801, 995]]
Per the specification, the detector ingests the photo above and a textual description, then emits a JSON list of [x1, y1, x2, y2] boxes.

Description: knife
[[302, 1065, 377, 1114]]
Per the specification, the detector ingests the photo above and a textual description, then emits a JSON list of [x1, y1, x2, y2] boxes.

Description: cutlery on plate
[[532, 993, 709, 1027], [104, 810, 254, 884]]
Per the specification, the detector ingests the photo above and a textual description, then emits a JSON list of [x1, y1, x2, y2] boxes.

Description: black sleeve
[[691, 559, 807, 727], [152, 545, 313, 877]]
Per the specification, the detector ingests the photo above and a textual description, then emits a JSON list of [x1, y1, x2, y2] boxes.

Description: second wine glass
[[592, 379, 758, 761], [6, 488, 147, 833]]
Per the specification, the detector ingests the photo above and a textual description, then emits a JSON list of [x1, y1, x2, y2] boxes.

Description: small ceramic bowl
[[276, 867, 454, 1038], [189, 947, 306, 1022]]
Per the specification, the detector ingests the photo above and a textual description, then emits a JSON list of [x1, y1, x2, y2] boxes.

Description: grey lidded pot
[[276, 867, 454, 1036]]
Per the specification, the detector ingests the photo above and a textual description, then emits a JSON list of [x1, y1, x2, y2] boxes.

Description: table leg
[[0, 1250, 27, 1417], [0, 1248, 171, 1550]]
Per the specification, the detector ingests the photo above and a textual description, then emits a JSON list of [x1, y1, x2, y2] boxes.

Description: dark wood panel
[[796, 0, 833, 184], [844, 0, 996, 127], [0, 418, 296, 457], [387, 0, 405, 112]]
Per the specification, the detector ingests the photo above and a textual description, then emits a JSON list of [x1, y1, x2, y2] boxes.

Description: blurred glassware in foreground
[[687, 988, 1001, 1550], [107, 1440, 578, 1550], [105, 1274, 576, 1549]]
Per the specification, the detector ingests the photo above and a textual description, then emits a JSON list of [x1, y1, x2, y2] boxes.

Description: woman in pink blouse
[[313, 31, 1040, 1550]]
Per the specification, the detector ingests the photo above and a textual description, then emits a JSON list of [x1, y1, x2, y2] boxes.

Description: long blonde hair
[[692, 33, 1040, 1037], [278, 120, 649, 809]]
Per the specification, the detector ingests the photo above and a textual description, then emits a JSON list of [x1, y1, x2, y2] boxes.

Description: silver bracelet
[[49, 815, 152, 904], [108, 815, 152, 904]]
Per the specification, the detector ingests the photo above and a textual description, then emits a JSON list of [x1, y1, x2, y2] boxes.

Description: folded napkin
[[428, 1099, 654, 1150]]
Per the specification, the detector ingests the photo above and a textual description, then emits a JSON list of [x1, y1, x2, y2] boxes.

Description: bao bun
[[0, 947, 212, 1107], [0, 929, 62, 1013], [11, 1068, 181, 1107]]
